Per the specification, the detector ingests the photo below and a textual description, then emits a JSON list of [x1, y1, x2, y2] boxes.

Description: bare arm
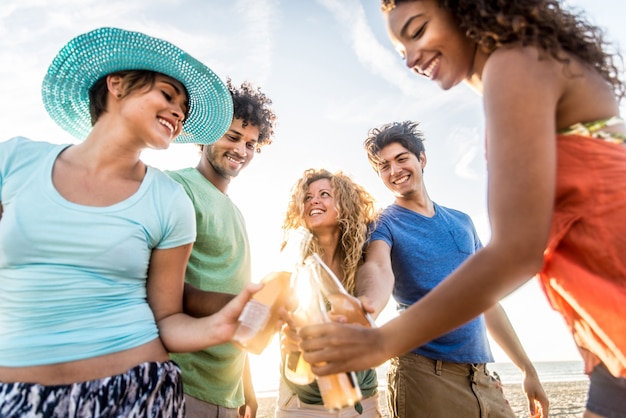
[[147, 244, 259, 352], [300, 46, 560, 375], [240, 354, 258, 418], [354, 240, 395, 319], [485, 304, 549, 417], [183, 283, 236, 317]]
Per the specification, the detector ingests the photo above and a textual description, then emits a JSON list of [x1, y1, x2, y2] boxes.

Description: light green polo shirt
[[167, 167, 251, 408]]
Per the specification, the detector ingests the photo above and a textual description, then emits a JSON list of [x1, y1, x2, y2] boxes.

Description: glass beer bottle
[[231, 270, 292, 354], [283, 264, 316, 385], [300, 255, 366, 410], [232, 228, 312, 355], [311, 253, 375, 327]]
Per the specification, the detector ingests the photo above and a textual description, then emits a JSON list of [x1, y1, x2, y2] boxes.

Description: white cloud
[[318, 0, 441, 100], [448, 126, 482, 180], [231, 0, 279, 84]]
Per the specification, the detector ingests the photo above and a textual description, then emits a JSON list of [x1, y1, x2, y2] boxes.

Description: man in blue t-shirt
[[356, 121, 549, 417]]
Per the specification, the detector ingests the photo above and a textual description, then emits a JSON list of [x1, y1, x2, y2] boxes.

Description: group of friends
[[1, 1, 626, 418]]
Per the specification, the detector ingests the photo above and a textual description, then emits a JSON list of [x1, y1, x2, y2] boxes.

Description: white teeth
[[393, 175, 409, 185], [227, 156, 243, 164], [309, 209, 324, 216], [158, 118, 174, 134], [421, 57, 439, 78]]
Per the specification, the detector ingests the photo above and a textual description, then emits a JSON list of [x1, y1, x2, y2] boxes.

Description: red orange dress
[[539, 118, 626, 377]]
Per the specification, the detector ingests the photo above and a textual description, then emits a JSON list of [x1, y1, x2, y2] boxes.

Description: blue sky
[[2, 0, 624, 381]]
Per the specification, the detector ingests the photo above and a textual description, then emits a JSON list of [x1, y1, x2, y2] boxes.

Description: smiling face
[[384, 0, 478, 90], [114, 73, 188, 150], [202, 117, 259, 181], [376, 142, 426, 199], [303, 178, 340, 233]]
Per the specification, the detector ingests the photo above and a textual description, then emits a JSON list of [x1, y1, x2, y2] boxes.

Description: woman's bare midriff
[[0, 338, 169, 385]]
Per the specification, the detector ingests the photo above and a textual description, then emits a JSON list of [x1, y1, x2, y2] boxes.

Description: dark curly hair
[[381, 0, 624, 100], [227, 78, 277, 151], [364, 121, 426, 172]]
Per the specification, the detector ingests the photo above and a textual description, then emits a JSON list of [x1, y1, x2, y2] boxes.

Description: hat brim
[[42, 27, 232, 145]]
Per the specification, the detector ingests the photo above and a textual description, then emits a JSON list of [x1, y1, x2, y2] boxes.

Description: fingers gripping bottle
[[311, 253, 375, 328], [232, 228, 312, 354], [293, 255, 365, 410], [284, 253, 375, 386]]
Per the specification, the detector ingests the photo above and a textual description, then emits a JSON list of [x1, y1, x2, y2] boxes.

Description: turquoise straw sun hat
[[42, 27, 233, 145]]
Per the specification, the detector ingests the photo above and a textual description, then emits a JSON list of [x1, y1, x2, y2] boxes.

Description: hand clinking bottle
[[284, 254, 374, 410], [231, 228, 312, 355]]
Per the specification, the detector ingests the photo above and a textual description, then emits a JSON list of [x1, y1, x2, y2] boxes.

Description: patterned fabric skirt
[[0, 361, 184, 418]]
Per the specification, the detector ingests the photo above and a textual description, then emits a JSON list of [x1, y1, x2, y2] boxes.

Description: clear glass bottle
[[284, 264, 317, 385], [287, 255, 367, 410], [316, 371, 362, 412], [232, 228, 311, 355], [311, 253, 375, 328]]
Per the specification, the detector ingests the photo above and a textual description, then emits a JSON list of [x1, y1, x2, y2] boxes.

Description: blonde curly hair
[[282, 169, 378, 295]]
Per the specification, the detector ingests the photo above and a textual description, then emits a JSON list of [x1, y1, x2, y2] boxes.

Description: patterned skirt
[[0, 361, 184, 418]]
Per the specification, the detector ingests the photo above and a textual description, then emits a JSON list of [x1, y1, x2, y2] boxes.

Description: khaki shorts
[[386, 353, 515, 418]]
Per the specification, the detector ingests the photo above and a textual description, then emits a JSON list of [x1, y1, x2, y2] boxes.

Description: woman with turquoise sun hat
[[0, 27, 260, 417]]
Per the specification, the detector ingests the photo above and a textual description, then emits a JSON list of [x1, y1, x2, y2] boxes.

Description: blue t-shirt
[[371, 203, 493, 363], [0, 137, 196, 366]]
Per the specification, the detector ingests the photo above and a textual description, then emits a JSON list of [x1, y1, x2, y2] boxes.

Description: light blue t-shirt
[[0, 137, 196, 367], [371, 202, 493, 363]]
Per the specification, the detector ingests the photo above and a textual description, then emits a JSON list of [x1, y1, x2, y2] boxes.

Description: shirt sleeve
[[369, 211, 394, 248], [0, 137, 22, 201], [156, 177, 197, 250]]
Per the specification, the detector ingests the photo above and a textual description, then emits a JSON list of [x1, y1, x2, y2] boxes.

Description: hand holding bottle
[[279, 314, 300, 355], [326, 293, 374, 327], [231, 270, 292, 354], [231, 228, 312, 355], [289, 255, 363, 410], [311, 253, 375, 328]]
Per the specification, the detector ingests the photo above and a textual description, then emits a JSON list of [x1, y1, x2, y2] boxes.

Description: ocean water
[[488, 360, 587, 384], [253, 357, 587, 398]]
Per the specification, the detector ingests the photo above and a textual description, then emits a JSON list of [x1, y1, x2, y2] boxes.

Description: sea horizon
[[490, 359, 586, 384], [254, 359, 587, 398]]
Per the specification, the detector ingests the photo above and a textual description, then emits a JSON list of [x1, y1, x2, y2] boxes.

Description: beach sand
[[254, 380, 590, 417], [502, 380, 589, 418]]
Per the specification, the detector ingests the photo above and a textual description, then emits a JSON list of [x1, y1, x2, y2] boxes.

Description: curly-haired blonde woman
[[276, 168, 381, 417]]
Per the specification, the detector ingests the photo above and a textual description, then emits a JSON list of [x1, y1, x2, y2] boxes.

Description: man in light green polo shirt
[[168, 78, 277, 418]]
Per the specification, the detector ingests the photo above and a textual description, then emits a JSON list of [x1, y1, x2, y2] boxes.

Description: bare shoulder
[[487, 45, 545, 64], [483, 46, 564, 93], [480, 46, 563, 124], [483, 46, 619, 127]]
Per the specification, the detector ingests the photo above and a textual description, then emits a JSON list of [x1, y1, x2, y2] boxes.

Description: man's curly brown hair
[[227, 78, 277, 151], [381, 0, 624, 99], [282, 169, 379, 295]]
